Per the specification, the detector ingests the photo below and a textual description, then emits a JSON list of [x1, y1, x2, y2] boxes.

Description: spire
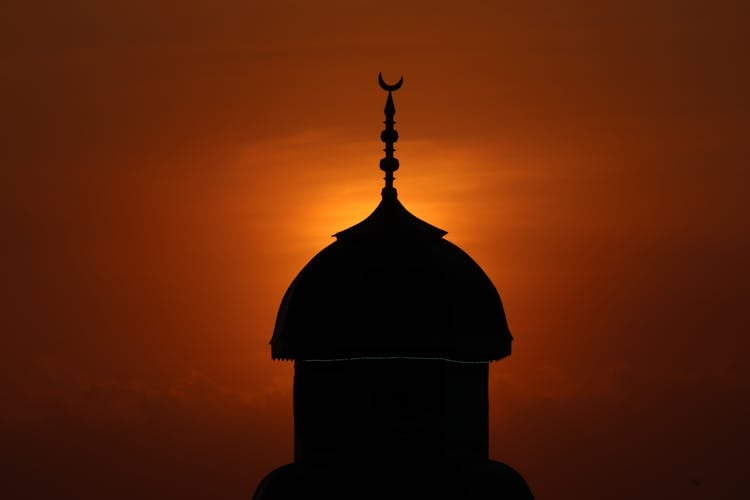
[[378, 72, 403, 200], [332, 73, 446, 240]]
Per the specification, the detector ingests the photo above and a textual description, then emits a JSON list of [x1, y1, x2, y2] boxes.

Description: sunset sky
[[2, 1, 749, 499]]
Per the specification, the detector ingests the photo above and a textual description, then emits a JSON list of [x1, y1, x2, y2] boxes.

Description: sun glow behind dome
[[257, 139, 519, 249]]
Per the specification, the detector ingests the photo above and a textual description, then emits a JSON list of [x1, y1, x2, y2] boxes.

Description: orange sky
[[2, 1, 749, 498]]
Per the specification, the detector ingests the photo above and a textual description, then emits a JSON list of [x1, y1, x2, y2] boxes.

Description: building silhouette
[[253, 75, 534, 499]]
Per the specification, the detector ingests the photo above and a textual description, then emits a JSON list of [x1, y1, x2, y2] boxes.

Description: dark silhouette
[[253, 74, 534, 499]]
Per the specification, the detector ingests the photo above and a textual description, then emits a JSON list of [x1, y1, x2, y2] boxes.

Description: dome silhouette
[[271, 194, 513, 361]]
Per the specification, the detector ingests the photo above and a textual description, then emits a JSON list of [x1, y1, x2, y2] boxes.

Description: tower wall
[[293, 358, 488, 462]]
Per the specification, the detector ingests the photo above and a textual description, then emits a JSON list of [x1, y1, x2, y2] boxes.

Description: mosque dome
[[270, 75, 512, 362]]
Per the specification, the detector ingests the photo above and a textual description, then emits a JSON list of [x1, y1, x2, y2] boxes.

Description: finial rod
[[378, 72, 403, 199]]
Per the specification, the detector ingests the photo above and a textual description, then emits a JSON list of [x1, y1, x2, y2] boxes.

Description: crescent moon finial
[[378, 72, 403, 92]]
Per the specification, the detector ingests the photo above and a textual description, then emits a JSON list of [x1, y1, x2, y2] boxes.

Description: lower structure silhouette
[[252, 75, 534, 499]]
